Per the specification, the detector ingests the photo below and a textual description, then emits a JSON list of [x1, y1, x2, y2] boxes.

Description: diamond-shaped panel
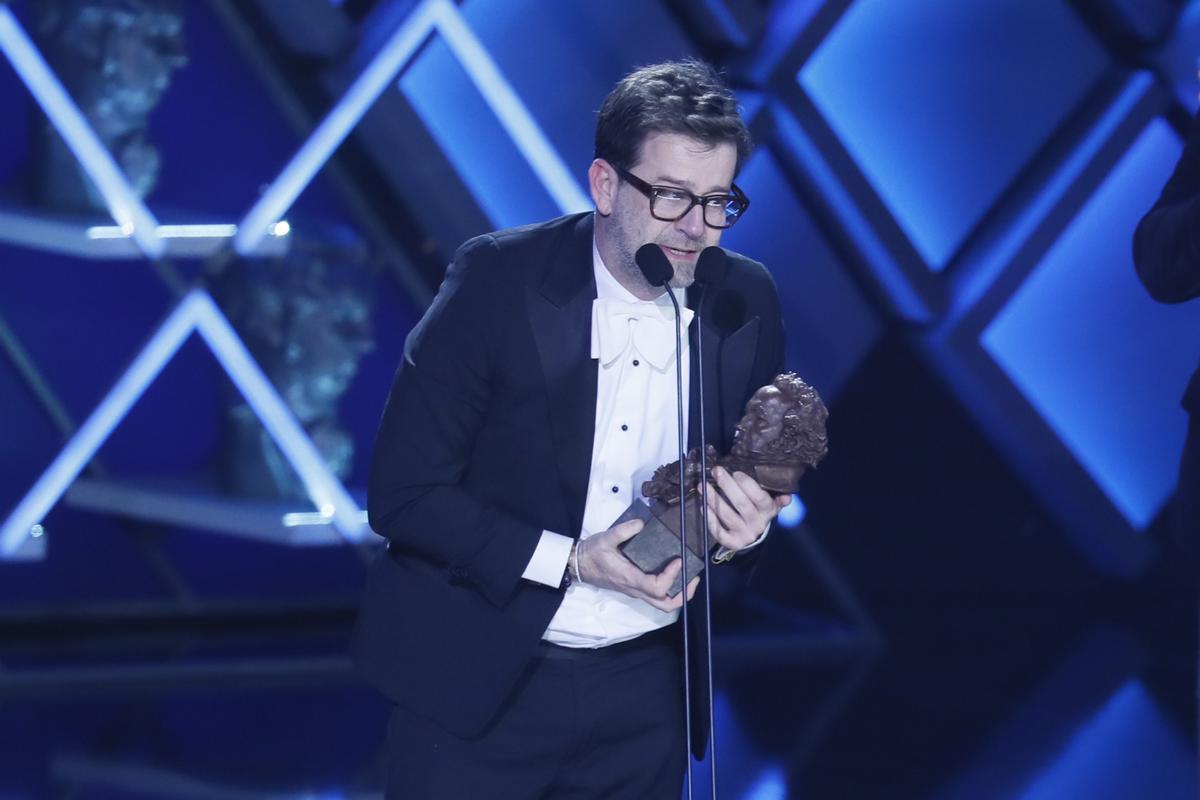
[[722, 144, 880, 402], [981, 118, 1198, 529], [799, 0, 1110, 271]]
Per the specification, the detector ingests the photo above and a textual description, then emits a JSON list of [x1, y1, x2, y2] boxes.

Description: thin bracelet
[[572, 538, 584, 585]]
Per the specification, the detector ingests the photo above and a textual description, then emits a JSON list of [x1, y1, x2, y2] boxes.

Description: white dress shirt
[[523, 241, 692, 647]]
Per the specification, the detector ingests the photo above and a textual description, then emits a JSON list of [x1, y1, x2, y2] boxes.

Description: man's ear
[[588, 159, 615, 216]]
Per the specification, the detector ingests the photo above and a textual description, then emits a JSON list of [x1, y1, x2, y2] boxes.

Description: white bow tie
[[590, 297, 694, 370]]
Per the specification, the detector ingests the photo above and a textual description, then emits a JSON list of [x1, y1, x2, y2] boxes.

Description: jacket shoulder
[[722, 248, 781, 306], [451, 212, 590, 282]]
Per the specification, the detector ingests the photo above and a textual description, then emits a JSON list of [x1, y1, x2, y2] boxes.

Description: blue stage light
[[776, 495, 806, 528], [741, 766, 788, 800], [86, 223, 240, 240], [234, 0, 441, 254], [1, 290, 368, 559], [1016, 680, 1194, 799], [431, 1, 589, 215], [982, 119, 1197, 530], [944, 74, 1155, 326], [234, 0, 586, 255], [768, 103, 930, 321], [799, 0, 1108, 271]]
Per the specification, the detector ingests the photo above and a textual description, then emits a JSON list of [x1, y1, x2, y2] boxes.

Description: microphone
[[635, 243, 674, 287], [691, 245, 725, 797], [694, 245, 727, 287], [635, 242, 696, 800]]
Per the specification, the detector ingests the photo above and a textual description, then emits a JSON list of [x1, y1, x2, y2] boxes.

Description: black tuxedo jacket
[[354, 212, 785, 742]]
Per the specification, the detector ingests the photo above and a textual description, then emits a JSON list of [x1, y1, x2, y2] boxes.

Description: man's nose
[[676, 203, 706, 239]]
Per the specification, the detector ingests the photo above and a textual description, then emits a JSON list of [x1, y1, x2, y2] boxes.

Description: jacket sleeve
[[367, 235, 544, 608], [1133, 117, 1200, 304]]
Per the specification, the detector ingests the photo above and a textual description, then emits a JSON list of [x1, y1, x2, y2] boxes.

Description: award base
[[615, 497, 706, 597]]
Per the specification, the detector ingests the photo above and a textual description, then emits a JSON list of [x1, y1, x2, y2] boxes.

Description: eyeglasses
[[613, 165, 750, 229]]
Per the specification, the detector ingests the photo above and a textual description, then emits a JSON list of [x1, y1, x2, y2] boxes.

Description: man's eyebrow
[[648, 174, 732, 194]]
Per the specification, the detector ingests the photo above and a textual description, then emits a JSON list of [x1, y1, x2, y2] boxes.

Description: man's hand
[[704, 466, 791, 554], [575, 519, 700, 612]]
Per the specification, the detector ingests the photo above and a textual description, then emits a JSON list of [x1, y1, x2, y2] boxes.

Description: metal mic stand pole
[[693, 283, 718, 799], [665, 287, 694, 800]]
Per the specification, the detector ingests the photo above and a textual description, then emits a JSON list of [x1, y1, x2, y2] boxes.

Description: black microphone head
[[694, 246, 728, 286], [635, 243, 674, 287]]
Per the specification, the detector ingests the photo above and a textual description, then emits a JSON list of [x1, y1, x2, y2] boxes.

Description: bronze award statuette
[[616, 372, 829, 596]]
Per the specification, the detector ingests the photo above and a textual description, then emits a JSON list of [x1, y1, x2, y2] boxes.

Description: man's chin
[[667, 264, 696, 288]]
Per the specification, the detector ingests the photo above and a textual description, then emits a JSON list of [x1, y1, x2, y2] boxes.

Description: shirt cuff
[[522, 530, 574, 587], [712, 521, 771, 564]]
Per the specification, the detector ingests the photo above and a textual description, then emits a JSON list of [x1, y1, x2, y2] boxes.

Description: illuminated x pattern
[[233, 0, 589, 255], [3, 0, 582, 557], [0, 290, 370, 560]]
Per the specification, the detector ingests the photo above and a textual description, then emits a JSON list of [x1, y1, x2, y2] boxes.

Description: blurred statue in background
[[24, 0, 374, 503], [28, 0, 186, 209], [214, 234, 376, 501]]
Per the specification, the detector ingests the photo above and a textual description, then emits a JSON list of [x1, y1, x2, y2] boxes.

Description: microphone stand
[[636, 243, 695, 800], [639, 243, 732, 799], [662, 285, 695, 800], [693, 246, 726, 799], [693, 282, 718, 799]]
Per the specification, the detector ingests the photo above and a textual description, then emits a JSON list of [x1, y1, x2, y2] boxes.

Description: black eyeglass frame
[[612, 164, 750, 229]]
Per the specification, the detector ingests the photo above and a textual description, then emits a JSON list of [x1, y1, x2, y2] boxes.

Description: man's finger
[[608, 519, 645, 543], [714, 470, 763, 524], [705, 503, 733, 546], [713, 466, 753, 515], [710, 462, 748, 506], [775, 494, 792, 509], [648, 575, 700, 610], [714, 467, 777, 518], [705, 505, 726, 539], [728, 469, 776, 515], [706, 484, 735, 530], [647, 595, 684, 613]]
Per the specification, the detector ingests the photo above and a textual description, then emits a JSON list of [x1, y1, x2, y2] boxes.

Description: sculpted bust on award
[[617, 372, 829, 595]]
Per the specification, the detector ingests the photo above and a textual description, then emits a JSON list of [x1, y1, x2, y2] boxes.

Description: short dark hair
[[594, 59, 752, 174]]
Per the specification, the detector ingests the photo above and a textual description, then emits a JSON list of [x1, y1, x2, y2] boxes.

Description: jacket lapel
[[687, 285, 719, 452], [527, 215, 598, 539], [687, 282, 759, 453]]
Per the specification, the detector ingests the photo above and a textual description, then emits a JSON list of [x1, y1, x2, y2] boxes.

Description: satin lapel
[[717, 316, 759, 450], [687, 284, 759, 453], [527, 216, 597, 539], [687, 285, 721, 451]]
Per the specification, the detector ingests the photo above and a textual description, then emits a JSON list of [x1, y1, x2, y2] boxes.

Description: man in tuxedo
[[356, 59, 790, 798]]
